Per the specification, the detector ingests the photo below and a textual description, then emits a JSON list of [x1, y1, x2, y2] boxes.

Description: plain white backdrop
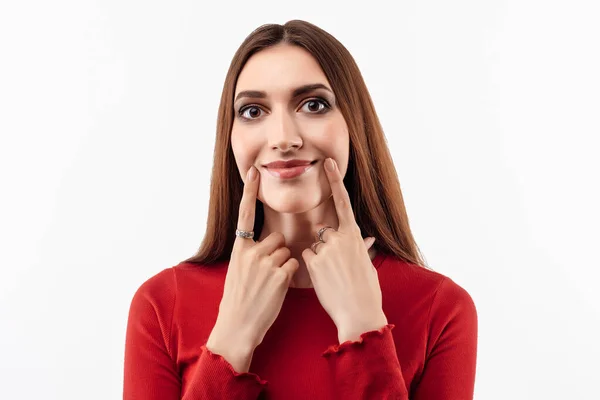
[[1, 0, 599, 399]]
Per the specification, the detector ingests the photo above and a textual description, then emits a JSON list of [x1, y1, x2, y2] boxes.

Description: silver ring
[[236, 229, 254, 239], [311, 240, 323, 253], [317, 226, 334, 242]]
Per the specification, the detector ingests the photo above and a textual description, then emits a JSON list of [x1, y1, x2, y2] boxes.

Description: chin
[[260, 195, 324, 214], [265, 202, 316, 214]]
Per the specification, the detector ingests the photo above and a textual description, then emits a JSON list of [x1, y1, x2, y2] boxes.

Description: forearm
[[206, 329, 256, 373], [337, 311, 388, 343]]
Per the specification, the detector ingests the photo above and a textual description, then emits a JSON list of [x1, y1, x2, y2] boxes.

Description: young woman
[[124, 20, 478, 400]]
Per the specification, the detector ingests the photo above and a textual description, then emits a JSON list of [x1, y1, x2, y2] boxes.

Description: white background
[[1, 1, 599, 399]]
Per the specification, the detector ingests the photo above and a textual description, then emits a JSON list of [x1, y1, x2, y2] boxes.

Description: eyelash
[[237, 97, 331, 121]]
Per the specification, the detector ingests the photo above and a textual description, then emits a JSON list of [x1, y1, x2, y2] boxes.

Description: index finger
[[324, 158, 357, 232], [235, 166, 259, 249]]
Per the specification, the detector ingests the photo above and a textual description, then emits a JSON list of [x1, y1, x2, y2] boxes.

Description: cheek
[[308, 117, 349, 158], [231, 130, 260, 167]]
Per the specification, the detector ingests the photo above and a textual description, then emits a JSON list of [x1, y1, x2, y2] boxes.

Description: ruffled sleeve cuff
[[201, 345, 269, 386], [320, 324, 408, 398], [184, 345, 267, 399], [322, 324, 396, 357]]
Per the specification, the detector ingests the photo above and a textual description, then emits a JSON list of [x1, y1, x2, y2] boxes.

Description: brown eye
[[300, 98, 330, 114], [239, 105, 264, 120]]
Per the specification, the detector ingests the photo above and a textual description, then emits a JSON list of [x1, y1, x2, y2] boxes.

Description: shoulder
[[433, 274, 477, 314], [379, 254, 477, 327], [130, 260, 229, 304], [128, 267, 177, 319], [423, 272, 478, 360], [425, 271, 478, 336], [125, 262, 228, 349], [137, 267, 175, 291], [378, 254, 448, 298], [382, 254, 474, 297], [405, 264, 478, 343]]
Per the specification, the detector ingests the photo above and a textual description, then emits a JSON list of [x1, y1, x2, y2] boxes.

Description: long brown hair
[[183, 20, 428, 269]]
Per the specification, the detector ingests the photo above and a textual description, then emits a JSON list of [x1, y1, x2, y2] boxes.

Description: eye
[[237, 97, 331, 121], [300, 98, 330, 114], [238, 105, 264, 120]]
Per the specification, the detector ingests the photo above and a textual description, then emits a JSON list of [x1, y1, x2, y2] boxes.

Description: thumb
[[363, 237, 376, 249]]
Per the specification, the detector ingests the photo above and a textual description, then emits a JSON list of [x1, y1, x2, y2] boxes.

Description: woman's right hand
[[206, 165, 299, 371]]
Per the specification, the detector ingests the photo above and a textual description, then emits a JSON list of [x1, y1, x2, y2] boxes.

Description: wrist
[[206, 332, 256, 373], [337, 312, 388, 343], [207, 323, 257, 355]]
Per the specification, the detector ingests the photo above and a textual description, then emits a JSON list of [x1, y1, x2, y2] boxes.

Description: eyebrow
[[234, 83, 333, 103]]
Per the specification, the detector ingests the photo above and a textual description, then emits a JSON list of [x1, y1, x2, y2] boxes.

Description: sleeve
[[320, 277, 478, 400], [321, 324, 409, 399], [123, 268, 268, 400], [412, 277, 478, 400]]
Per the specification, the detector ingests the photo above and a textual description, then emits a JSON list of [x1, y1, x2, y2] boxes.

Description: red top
[[123, 251, 478, 399]]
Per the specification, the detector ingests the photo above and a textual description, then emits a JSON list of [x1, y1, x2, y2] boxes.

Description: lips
[[263, 160, 317, 179], [263, 160, 314, 168]]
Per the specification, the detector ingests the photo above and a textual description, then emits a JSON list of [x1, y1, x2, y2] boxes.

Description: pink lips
[[265, 164, 314, 179]]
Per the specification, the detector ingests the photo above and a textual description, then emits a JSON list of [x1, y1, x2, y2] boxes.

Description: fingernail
[[247, 166, 257, 181], [326, 158, 335, 172]]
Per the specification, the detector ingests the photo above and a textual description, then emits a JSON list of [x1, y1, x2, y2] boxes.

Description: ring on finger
[[311, 240, 324, 253], [235, 229, 254, 239], [316, 226, 335, 242]]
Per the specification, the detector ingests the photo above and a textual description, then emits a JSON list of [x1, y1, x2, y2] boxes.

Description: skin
[[231, 43, 377, 289], [206, 43, 387, 374], [206, 156, 385, 373]]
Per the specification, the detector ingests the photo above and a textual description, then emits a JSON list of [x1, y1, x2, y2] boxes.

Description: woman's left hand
[[301, 158, 389, 343]]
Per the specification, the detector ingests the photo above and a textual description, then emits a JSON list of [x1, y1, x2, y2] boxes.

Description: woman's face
[[231, 44, 350, 213]]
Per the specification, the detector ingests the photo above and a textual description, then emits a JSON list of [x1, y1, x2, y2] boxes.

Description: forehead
[[235, 44, 329, 95]]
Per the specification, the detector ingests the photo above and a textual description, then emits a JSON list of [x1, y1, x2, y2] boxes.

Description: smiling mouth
[[264, 160, 318, 179]]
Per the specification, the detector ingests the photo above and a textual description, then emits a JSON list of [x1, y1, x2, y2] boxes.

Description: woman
[[124, 20, 478, 399]]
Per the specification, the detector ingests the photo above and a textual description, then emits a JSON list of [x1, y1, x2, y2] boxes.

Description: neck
[[257, 196, 377, 288], [257, 196, 337, 288]]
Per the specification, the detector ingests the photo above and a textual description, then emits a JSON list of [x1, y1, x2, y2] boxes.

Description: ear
[[363, 237, 376, 249]]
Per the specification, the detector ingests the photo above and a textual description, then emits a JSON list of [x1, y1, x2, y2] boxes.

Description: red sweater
[[123, 251, 478, 399]]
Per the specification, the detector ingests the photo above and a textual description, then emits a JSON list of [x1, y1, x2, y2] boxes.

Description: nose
[[267, 108, 302, 151]]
